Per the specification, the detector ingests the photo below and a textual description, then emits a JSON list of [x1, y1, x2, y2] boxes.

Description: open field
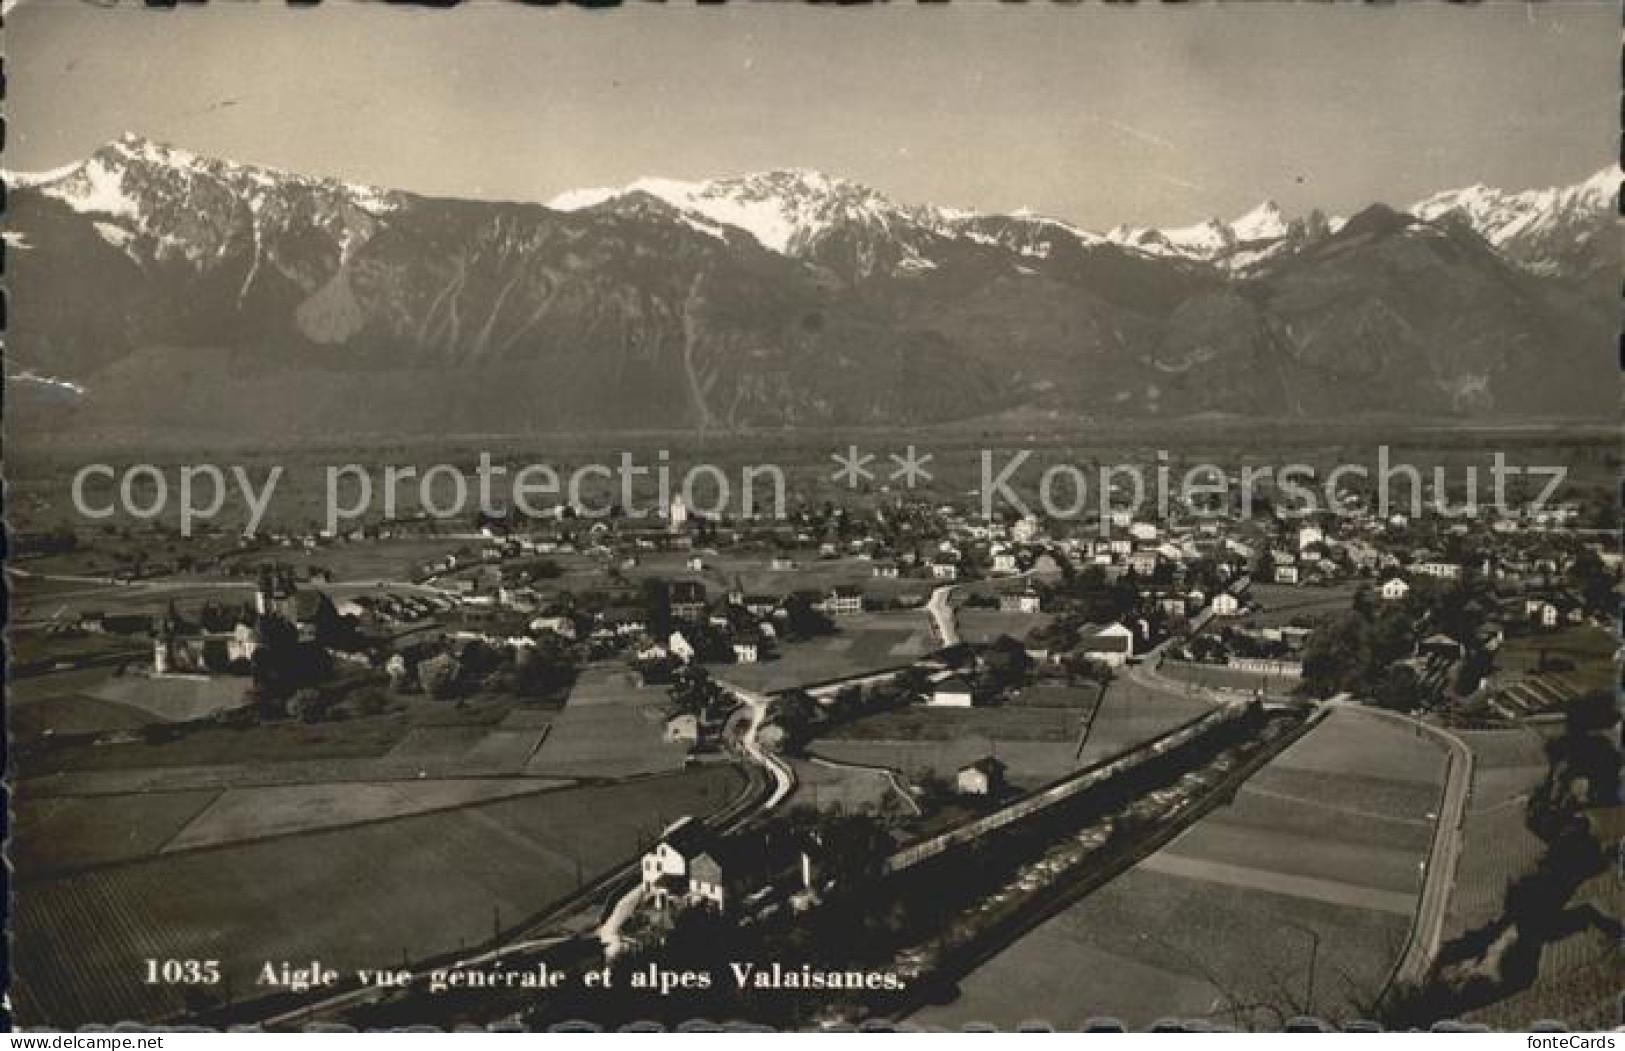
[[711, 613, 935, 693], [1002, 682, 1102, 709], [11, 670, 252, 734], [787, 757, 909, 815], [822, 705, 1081, 744], [8, 629, 151, 671], [14, 690, 564, 794], [10, 766, 744, 1027], [1237, 582, 1359, 628], [9, 577, 258, 622], [913, 707, 1445, 1029], [1158, 660, 1299, 698], [11, 778, 578, 874], [1075, 678, 1211, 766], [813, 693, 1094, 790], [161, 778, 574, 853], [812, 738, 1082, 792], [524, 667, 688, 778], [955, 609, 1051, 645], [8, 789, 224, 875], [9, 669, 158, 737], [813, 675, 1210, 791]]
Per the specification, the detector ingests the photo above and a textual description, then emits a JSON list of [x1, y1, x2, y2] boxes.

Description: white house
[[1525, 599, 1560, 629], [929, 673, 976, 708], [999, 588, 1042, 614], [1078, 622, 1135, 668], [824, 586, 864, 617], [642, 817, 705, 908], [1379, 577, 1411, 601], [956, 756, 1007, 797], [1210, 593, 1241, 617]]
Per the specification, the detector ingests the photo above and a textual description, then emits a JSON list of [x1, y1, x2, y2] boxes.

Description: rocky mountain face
[[5, 135, 1617, 441], [1409, 167, 1619, 296]]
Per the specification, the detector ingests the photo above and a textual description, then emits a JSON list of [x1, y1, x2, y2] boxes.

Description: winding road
[[596, 678, 795, 957]]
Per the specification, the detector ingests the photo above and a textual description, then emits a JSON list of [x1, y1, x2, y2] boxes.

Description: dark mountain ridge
[[5, 136, 1616, 440]]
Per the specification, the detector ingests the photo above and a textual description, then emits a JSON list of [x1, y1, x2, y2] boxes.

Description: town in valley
[[9, 434, 1619, 1030]]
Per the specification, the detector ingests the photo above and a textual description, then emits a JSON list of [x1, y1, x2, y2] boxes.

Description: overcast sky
[[7, 0, 1617, 229]]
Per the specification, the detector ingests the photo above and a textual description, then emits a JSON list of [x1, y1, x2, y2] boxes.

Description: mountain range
[[5, 134, 1618, 440]]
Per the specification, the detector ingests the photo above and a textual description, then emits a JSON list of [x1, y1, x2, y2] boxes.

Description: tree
[[1372, 664, 1421, 712], [513, 638, 575, 698], [773, 690, 819, 755], [349, 686, 391, 717], [782, 593, 835, 641], [286, 688, 330, 723], [977, 634, 1033, 696], [639, 578, 673, 637], [418, 652, 462, 701], [1568, 548, 1618, 616], [804, 812, 891, 891], [669, 665, 724, 720]]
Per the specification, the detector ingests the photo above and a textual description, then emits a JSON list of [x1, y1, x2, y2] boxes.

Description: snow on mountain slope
[[7, 133, 407, 281], [1104, 199, 1337, 270], [1409, 166, 1617, 278], [12, 134, 1614, 290], [548, 169, 937, 254], [547, 169, 1133, 281], [13, 133, 404, 220]]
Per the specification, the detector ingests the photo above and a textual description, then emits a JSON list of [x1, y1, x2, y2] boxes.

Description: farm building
[[1077, 622, 1134, 668], [956, 756, 1007, 797], [999, 587, 1043, 614], [929, 673, 976, 708]]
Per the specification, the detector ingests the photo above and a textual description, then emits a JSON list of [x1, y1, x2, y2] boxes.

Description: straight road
[[1331, 700, 1474, 994]]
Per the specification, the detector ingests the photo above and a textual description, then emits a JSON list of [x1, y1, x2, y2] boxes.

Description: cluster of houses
[[149, 566, 332, 676]]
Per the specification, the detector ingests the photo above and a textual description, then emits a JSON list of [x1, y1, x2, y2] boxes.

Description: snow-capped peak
[[8, 132, 403, 220], [1409, 165, 1617, 244], [1231, 199, 1288, 242], [548, 168, 927, 254], [1105, 198, 1294, 264], [1408, 165, 1617, 277], [547, 169, 1119, 265]]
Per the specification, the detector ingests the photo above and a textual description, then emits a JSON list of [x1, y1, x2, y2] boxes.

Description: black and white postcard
[[4, 0, 1620, 1033]]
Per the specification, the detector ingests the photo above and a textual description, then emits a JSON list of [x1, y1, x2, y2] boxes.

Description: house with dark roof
[[929, 672, 976, 708]]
